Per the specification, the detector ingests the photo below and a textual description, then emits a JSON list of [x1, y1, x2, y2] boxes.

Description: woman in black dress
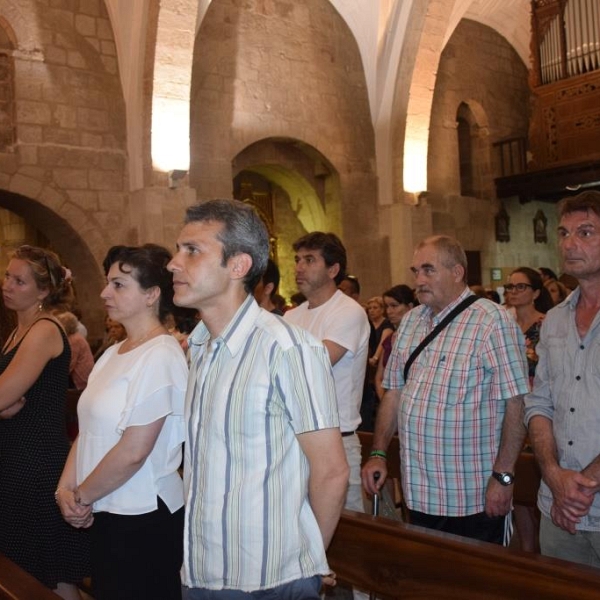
[[0, 245, 90, 599]]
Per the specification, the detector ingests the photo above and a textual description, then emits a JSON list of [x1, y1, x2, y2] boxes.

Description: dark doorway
[[465, 250, 482, 285]]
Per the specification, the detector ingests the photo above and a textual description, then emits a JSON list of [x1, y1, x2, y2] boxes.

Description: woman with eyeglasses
[[505, 267, 553, 382], [505, 267, 553, 555], [0, 245, 90, 599]]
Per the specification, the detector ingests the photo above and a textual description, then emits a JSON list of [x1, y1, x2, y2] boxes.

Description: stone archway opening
[[0, 190, 105, 342], [232, 138, 340, 301], [456, 99, 492, 200]]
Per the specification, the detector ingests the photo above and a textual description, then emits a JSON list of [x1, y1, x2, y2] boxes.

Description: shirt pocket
[[425, 350, 482, 407]]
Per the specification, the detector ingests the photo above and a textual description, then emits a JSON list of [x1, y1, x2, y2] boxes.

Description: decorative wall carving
[[533, 210, 548, 243], [530, 71, 600, 169], [495, 206, 510, 242]]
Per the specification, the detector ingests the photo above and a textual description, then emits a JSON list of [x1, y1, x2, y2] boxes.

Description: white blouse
[[76, 334, 188, 515]]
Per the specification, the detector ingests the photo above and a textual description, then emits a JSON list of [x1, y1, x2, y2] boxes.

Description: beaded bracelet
[[369, 450, 387, 460]]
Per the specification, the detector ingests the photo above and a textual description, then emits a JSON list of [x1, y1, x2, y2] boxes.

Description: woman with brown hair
[[544, 278, 569, 306], [0, 245, 89, 599], [57, 244, 187, 600], [505, 266, 553, 554], [374, 284, 415, 401], [506, 267, 553, 382]]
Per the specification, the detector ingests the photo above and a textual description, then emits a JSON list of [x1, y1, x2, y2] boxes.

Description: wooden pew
[[328, 511, 600, 599], [0, 554, 59, 599], [357, 431, 541, 508]]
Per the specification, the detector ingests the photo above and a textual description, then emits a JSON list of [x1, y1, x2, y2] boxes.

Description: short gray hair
[[416, 235, 468, 283], [185, 199, 269, 293]]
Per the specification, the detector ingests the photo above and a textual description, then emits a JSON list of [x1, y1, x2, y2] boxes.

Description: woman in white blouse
[[57, 244, 188, 600]]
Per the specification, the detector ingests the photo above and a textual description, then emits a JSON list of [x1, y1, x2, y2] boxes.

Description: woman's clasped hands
[[55, 487, 94, 529]]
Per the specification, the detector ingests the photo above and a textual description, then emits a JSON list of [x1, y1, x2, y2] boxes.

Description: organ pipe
[[534, 0, 600, 85]]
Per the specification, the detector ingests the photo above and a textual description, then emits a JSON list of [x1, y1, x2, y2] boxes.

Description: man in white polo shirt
[[285, 232, 370, 513]]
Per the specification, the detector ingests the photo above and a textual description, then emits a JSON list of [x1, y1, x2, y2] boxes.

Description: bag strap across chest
[[403, 295, 479, 382]]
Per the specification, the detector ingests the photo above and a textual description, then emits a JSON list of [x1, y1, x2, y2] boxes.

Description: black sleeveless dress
[[0, 318, 90, 588]]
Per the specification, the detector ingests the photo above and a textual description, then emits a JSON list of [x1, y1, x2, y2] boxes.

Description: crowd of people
[[1, 190, 600, 598]]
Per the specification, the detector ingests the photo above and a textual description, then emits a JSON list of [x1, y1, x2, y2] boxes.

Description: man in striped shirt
[[362, 235, 529, 544], [168, 199, 349, 599]]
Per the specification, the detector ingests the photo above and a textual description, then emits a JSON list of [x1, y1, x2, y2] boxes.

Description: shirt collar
[[187, 294, 260, 357], [421, 286, 473, 326], [563, 286, 580, 309]]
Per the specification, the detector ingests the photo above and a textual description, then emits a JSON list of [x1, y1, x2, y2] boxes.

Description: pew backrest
[[328, 511, 600, 599], [0, 554, 59, 599]]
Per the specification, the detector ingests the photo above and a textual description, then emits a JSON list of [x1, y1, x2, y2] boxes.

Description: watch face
[[493, 471, 513, 485]]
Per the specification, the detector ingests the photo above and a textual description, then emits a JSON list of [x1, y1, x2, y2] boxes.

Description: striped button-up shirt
[[182, 295, 339, 591], [525, 288, 600, 530], [383, 288, 528, 516]]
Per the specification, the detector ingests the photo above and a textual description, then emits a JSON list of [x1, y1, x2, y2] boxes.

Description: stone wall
[[428, 19, 530, 199], [0, 0, 128, 337], [426, 19, 560, 283], [189, 0, 384, 297]]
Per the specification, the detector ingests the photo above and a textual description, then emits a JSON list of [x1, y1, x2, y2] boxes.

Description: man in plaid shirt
[[362, 235, 529, 544]]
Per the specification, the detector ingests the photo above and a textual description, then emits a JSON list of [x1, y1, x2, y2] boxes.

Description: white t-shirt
[[76, 334, 188, 515], [285, 290, 369, 431]]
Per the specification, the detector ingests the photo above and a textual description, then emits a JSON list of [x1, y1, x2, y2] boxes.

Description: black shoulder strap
[[2, 317, 65, 353], [403, 295, 479, 382]]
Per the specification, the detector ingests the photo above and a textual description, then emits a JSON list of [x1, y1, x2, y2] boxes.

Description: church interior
[[0, 0, 599, 342], [2, 2, 600, 597]]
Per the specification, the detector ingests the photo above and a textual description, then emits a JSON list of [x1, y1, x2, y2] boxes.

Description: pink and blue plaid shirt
[[383, 288, 528, 516]]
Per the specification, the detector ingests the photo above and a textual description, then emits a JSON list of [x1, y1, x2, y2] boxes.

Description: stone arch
[[232, 137, 337, 299], [0, 0, 43, 59], [0, 188, 105, 340], [427, 19, 529, 204], [190, 0, 381, 295], [103, 0, 194, 189], [0, 16, 17, 49], [149, 0, 197, 176], [456, 100, 490, 198], [399, 3, 455, 197], [456, 105, 473, 196], [0, 17, 16, 151], [0, 0, 129, 335], [459, 99, 488, 131], [394, 1, 529, 200]]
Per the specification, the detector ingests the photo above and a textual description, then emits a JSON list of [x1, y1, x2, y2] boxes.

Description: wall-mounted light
[[407, 190, 428, 205], [151, 100, 190, 173], [416, 190, 429, 205], [168, 169, 188, 189], [404, 139, 428, 195]]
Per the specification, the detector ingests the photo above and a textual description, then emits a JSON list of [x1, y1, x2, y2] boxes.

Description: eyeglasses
[[504, 283, 533, 292]]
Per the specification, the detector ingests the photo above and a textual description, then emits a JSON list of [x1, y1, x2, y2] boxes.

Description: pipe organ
[[565, 0, 600, 77], [534, 0, 600, 85], [528, 0, 600, 170]]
